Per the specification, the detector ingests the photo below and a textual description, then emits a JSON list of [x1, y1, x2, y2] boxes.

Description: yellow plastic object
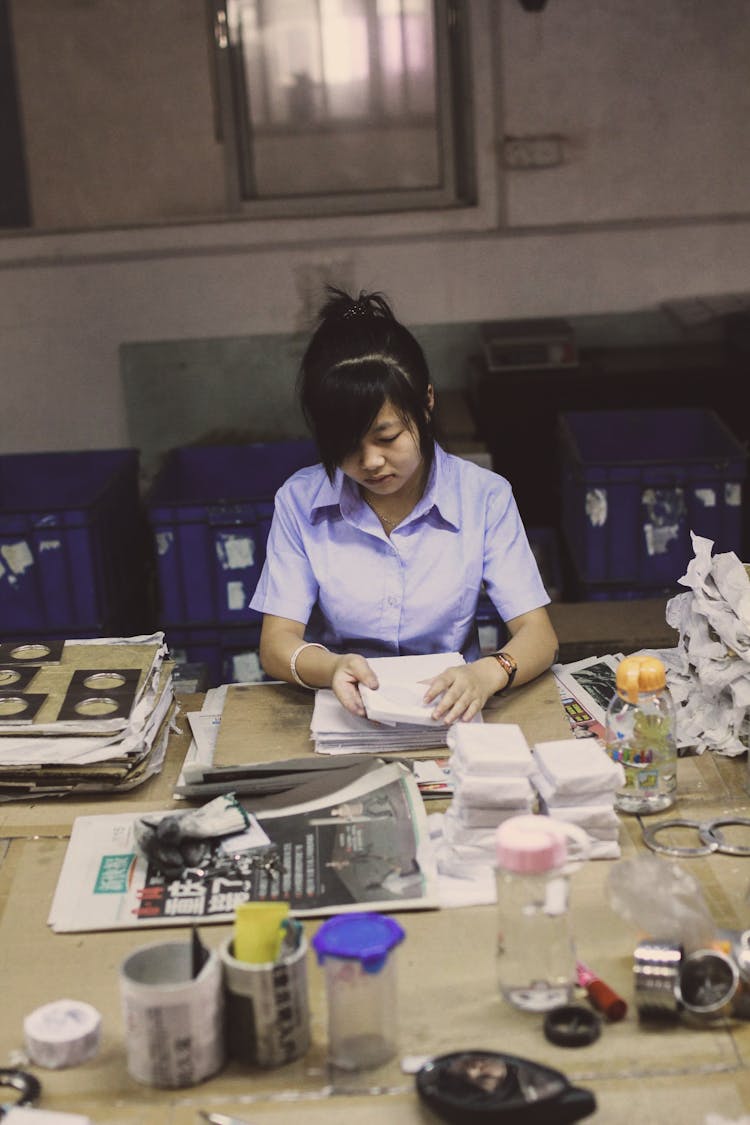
[[615, 655, 666, 703], [233, 902, 289, 964]]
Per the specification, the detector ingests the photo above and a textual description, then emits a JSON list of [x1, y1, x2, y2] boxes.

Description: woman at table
[[250, 286, 558, 722]]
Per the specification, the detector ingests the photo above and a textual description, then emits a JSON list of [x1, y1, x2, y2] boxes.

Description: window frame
[[210, 0, 498, 228]]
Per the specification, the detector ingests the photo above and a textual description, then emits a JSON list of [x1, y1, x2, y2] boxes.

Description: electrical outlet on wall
[[502, 135, 565, 170], [294, 261, 356, 332]]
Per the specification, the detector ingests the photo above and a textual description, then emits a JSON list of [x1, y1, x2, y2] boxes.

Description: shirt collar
[[309, 443, 460, 529]]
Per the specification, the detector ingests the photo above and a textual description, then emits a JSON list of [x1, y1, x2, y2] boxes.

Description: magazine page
[[48, 762, 438, 933], [552, 654, 623, 741]]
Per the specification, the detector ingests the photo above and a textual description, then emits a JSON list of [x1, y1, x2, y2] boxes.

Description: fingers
[[331, 654, 378, 717], [425, 668, 487, 724], [338, 685, 367, 718], [431, 690, 484, 725]]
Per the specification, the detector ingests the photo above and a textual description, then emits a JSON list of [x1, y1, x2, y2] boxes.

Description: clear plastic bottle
[[494, 816, 582, 1013], [605, 654, 676, 815]]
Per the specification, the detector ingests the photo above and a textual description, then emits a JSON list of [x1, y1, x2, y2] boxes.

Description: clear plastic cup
[[312, 912, 404, 1071]]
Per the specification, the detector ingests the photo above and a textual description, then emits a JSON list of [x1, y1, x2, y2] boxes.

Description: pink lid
[[495, 815, 567, 873]]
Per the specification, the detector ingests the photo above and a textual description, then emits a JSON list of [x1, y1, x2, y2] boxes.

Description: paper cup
[[219, 936, 311, 1068], [120, 939, 225, 1088]]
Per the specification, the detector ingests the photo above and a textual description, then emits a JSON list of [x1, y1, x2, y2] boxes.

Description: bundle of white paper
[[532, 738, 625, 800], [531, 737, 624, 856], [434, 723, 536, 878], [447, 723, 534, 776], [311, 652, 479, 754], [652, 532, 750, 756]]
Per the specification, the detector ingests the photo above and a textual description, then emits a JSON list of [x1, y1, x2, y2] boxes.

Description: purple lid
[[312, 912, 405, 973]]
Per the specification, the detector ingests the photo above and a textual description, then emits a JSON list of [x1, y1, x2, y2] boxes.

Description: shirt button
[[387, 596, 399, 607]]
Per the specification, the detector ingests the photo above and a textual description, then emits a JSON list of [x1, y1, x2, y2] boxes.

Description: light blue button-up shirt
[[250, 443, 549, 662]]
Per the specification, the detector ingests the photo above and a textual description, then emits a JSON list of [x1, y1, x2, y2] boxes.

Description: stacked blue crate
[[146, 439, 319, 686], [0, 449, 154, 640], [559, 408, 747, 600]]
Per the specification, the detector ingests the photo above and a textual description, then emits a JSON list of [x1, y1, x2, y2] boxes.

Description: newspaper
[[48, 761, 438, 933], [552, 654, 623, 742]]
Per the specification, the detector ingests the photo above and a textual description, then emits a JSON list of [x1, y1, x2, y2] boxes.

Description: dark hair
[[297, 286, 435, 480]]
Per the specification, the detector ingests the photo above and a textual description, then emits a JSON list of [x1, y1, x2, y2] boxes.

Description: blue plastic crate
[[165, 623, 264, 688], [147, 439, 319, 627], [0, 448, 151, 634], [559, 408, 747, 589]]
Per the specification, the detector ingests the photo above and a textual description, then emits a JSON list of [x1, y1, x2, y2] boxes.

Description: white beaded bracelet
[[289, 641, 329, 689]]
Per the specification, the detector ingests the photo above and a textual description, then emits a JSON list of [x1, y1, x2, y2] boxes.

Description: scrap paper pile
[[0, 633, 175, 800], [531, 738, 624, 859], [310, 652, 479, 755], [657, 532, 750, 755], [434, 723, 536, 879]]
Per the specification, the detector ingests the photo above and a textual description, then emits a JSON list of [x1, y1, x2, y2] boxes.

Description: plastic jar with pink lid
[[495, 815, 590, 1013]]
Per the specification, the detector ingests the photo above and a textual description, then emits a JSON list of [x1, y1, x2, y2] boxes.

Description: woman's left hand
[[422, 661, 498, 724]]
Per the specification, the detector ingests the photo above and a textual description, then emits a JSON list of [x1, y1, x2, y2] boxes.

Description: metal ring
[[701, 817, 750, 857], [73, 695, 120, 716], [642, 819, 718, 858], [82, 671, 127, 691]]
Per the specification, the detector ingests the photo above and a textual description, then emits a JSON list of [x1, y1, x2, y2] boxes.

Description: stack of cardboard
[[0, 633, 175, 800]]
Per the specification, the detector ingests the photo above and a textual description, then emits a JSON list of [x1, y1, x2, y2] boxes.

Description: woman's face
[[340, 398, 425, 498]]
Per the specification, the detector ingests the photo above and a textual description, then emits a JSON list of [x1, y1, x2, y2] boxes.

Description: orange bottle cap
[[616, 655, 666, 701]]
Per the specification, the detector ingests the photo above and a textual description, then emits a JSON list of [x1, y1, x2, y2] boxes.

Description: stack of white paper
[[531, 738, 624, 859], [311, 652, 480, 755], [434, 724, 536, 879]]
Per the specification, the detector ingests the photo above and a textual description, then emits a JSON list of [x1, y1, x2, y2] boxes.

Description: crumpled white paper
[[658, 532, 750, 755]]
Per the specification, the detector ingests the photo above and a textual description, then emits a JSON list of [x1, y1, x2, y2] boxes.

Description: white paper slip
[[360, 680, 448, 727], [447, 723, 533, 775], [532, 738, 625, 797]]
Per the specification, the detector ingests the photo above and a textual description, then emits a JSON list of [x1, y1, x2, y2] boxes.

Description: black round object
[[0, 1067, 42, 1106], [543, 1004, 602, 1047], [416, 1050, 597, 1124]]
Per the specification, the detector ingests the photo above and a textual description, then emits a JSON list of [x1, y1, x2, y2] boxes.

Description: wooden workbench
[[1, 673, 750, 1124]]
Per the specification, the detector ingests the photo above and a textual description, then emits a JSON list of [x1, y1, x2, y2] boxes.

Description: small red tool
[[576, 961, 628, 1021]]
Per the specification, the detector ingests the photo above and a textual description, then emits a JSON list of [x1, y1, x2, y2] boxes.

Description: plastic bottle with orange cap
[[605, 654, 677, 815]]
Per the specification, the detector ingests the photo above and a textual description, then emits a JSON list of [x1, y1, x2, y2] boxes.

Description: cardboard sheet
[[212, 671, 571, 769]]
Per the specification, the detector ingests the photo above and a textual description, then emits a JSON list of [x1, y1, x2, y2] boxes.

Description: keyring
[[700, 817, 750, 857], [642, 819, 717, 858], [0, 1067, 42, 1106], [543, 1004, 601, 1047]]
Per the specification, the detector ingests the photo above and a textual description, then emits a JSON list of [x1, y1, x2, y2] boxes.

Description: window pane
[[227, 0, 443, 199]]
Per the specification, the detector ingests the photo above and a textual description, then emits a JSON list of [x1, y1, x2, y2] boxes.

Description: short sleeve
[[481, 482, 550, 622], [249, 482, 319, 625]]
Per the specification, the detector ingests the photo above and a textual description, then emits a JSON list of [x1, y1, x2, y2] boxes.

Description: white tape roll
[[23, 999, 102, 1069]]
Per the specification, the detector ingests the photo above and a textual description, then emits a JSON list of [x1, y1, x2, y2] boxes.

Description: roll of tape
[[23, 999, 102, 1069]]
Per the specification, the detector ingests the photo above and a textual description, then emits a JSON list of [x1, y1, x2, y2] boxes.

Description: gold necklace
[[364, 497, 402, 527]]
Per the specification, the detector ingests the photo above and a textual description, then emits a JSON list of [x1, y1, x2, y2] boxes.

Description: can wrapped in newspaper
[[119, 939, 225, 1088], [218, 935, 311, 1068]]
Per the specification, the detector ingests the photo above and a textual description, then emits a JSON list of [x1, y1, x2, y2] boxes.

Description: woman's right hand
[[331, 654, 379, 717]]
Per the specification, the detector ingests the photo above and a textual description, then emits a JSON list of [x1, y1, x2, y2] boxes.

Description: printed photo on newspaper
[[48, 761, 439, 933], [552, 654, 623, 741]]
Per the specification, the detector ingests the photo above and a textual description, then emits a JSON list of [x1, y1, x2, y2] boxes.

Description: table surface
[[2, 672, 750, 1125]]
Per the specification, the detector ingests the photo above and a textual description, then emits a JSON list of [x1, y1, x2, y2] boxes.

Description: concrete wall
[[1, 0, 749, 460]]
